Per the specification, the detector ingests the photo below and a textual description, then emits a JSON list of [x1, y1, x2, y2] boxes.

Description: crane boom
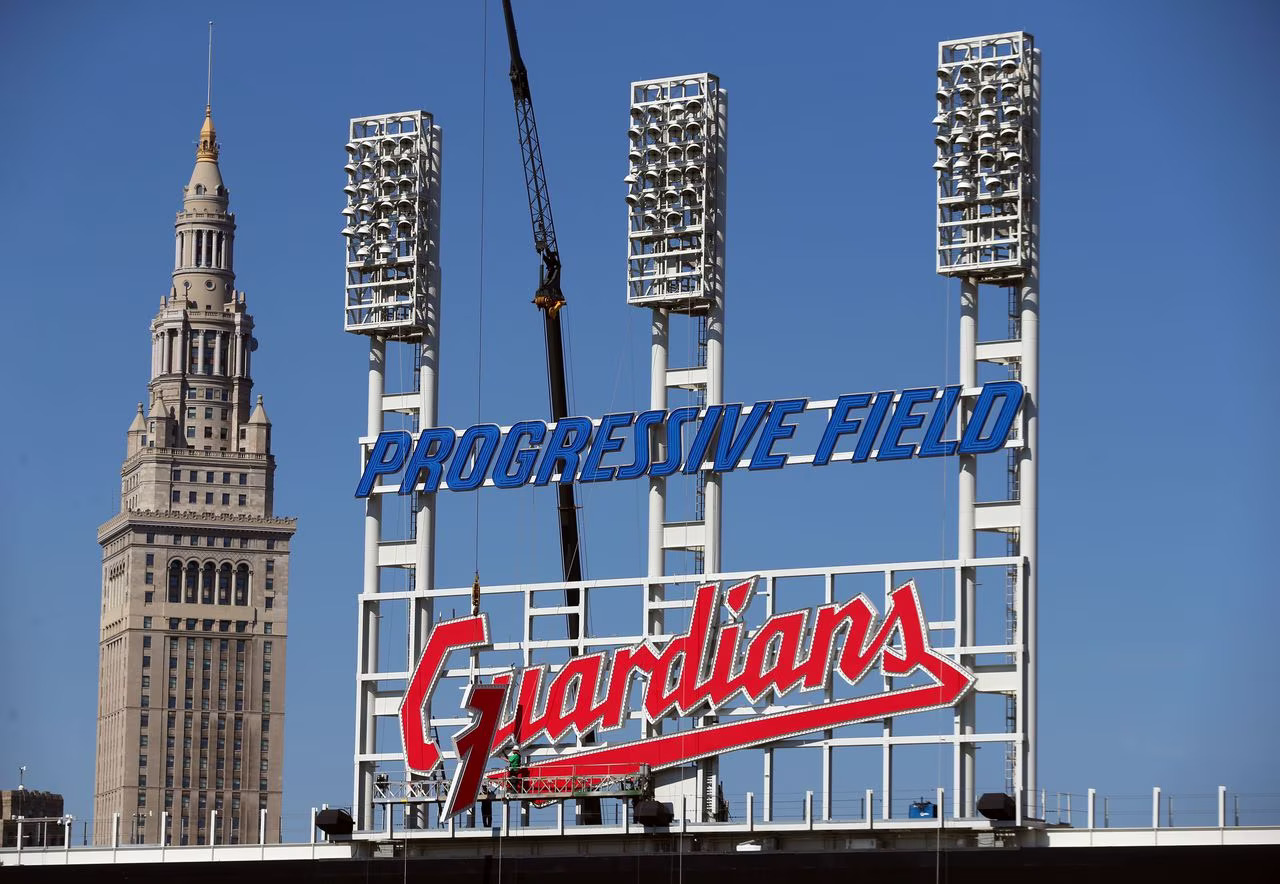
[[503, 0, 562, 312]]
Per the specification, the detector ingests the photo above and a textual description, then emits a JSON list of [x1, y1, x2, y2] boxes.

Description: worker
[[480, 782, 495, 828], [507, 749, 522, 795]]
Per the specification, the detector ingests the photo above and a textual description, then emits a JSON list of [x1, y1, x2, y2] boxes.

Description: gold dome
[[197, 105, 219, 160]]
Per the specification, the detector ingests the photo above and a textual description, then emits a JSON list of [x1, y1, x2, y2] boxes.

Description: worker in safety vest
[[507, 749, 522, 795]]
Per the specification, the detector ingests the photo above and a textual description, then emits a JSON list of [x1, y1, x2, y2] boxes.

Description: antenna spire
[[206, 21, 214, 108]]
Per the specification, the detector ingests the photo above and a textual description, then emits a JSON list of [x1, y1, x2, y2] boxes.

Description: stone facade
[[94, 107, 296, 846]]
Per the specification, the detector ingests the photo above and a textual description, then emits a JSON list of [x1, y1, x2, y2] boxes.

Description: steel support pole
[[355, 336, 385, 830], [958, 279, 978, 818], [646, 310, 667, 740]]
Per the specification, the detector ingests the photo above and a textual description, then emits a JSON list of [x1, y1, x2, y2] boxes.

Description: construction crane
[[500, 0, 601, 825]]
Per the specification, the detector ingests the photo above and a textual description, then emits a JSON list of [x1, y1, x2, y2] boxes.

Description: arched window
[[218, 564, 232, 605], [168, 561, 182, 603], [201, 563, 215, 605], [185, 562, 199, 604], [234, 564, 249, 606]]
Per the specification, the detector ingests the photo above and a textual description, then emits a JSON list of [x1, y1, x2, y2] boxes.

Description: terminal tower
[[94, 106, 295, 845]]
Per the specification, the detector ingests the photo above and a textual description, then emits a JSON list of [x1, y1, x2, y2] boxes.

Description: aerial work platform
[[372, 764, 654, 807]]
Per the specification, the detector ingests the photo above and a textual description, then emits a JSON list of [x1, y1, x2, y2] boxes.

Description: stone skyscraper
[[95, 106, 295, 846]]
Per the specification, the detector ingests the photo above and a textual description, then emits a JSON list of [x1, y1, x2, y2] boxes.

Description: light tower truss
[[343, 111, 443, 831], [343, 111, 441, 336], [935, 32, 1040, 818], [626, 73, 727, 822]]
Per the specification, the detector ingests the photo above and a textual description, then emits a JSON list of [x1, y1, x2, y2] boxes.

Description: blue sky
[[1, 0, 1278, 830]]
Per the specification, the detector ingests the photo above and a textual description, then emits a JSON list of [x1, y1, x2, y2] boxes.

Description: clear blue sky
[[2, 0, 1278, 829]]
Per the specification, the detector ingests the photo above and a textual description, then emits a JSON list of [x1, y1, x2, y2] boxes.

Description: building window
[[146, 532, 155, 544], [221, 493, 230, 505], [144, 616, 152, 628], [263, 623, 272, 635], [204, 409, 213, 421], [188, 471, 197, 482], [190, 536, 199, 547], [186, 408, 196, 420], [263, 642, 271, 655], [172, 490, 181, 503], [223, 537, 231, 548], [145, 591, 154, 603], [173, 534, 182, 545], [264, 578, 273, 591], [204, 427, 213, 438], [234, 565, 249, 605], [239, 473, 247, 485], [266, 539, 275, 551], [145, 553, 155, 566], [186, 389, 195, 399], [264, 597, 273, 610], [143, 635, 152, 648], [188, 491, 196, 504], [221, 390, 228, 401], [141, 694, 150, 708], [222, 472, 231, 484], [239, 538, 248, 549], [238, 494, 246, 506], [205, 492, 214, 504], [205, 388, 214, 400], [142, 654, 151, 667], [145, 571, 154, 584], [264, 559, 274, 573]]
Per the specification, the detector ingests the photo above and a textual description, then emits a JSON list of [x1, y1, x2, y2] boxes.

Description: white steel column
[[355, 336, 385, 830], [957, 279, 977, 818], [647, 310, 668, 589]]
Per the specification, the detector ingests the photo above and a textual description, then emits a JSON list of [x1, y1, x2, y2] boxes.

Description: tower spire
[[198, 22, 218, 161], [207, 21, 213, 108]]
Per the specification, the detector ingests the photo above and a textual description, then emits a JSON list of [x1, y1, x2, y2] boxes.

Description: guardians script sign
[[402, 577, 976, 817]]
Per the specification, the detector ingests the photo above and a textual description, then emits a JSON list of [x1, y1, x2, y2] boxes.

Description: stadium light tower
[[935, 32, 1040, 818], [625, 73, 728, 821], [341, 111, 442, 831]]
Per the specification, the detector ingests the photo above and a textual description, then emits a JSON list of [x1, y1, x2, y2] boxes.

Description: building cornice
[[98, 509, 297, 544]]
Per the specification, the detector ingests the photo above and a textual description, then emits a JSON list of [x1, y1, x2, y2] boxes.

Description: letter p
[[355, 431, 412, 498]]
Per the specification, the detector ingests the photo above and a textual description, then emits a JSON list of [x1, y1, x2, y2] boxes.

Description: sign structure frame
[[347, 34, 1040, 831]]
